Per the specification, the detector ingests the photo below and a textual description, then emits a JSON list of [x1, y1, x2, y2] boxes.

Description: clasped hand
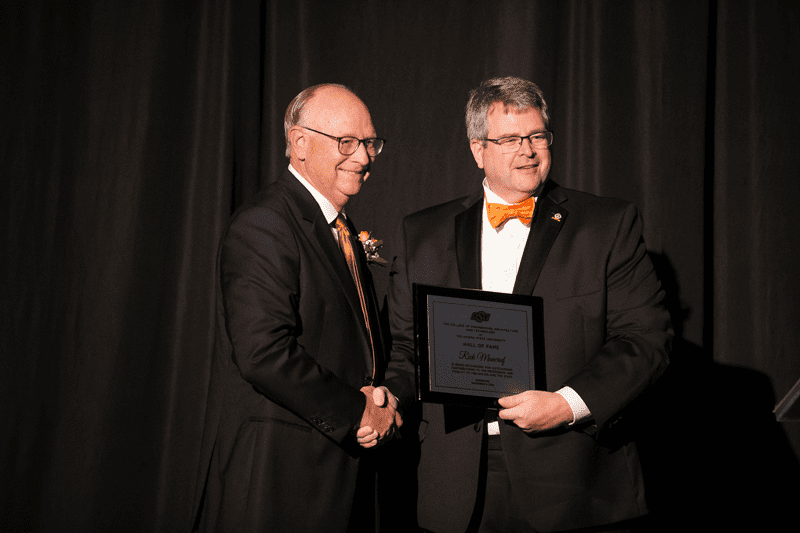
[[356, 386, 402, 448]]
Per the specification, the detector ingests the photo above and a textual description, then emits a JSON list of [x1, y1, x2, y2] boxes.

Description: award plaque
[[414, 284, 545, 407]]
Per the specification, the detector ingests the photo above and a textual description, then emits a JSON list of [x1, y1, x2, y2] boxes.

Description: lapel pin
[[551, 213, 562, 222]]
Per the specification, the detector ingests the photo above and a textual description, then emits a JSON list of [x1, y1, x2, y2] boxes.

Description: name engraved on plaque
[[428, 296, 534, 399]]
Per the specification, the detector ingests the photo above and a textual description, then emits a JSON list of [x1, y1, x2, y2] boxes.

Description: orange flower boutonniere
[[359, 231, 388, 265]]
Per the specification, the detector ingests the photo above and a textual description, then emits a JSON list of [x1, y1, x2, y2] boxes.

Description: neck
[[288, 162, 347, 214], [484, 179, 547, 204], [485, 185, 533, 205]]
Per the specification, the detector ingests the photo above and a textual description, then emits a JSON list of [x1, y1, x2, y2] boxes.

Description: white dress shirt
[[289, 164, 343, 239], [481, 179, 591, 427]]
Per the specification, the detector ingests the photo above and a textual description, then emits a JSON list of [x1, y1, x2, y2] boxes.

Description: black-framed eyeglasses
[[300, 126, 386, 157], [484, 131, 553, 153]]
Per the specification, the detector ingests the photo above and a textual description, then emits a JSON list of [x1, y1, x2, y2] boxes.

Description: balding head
[[285, 83, 349, 157], [285, 84, 377, 211]]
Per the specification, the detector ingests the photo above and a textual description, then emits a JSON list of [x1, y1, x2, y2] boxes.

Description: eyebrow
[[497, 129, 546, 137], [340, 132, 379, 139]]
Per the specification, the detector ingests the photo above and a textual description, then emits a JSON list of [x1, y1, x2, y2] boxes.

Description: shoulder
[[216, 182, 304, 281], [219, 181, 305, 256], [228, 178, 307, 230], [402, 194, 477, 226], [553, 184, 633, 213], [396, 194, 478, 248], [546, 186, 652, 272], [550, 184, 641, 229], [236, 179, 294, 214]]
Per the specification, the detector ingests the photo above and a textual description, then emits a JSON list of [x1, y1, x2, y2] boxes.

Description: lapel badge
[[551, 213, 562, 222]]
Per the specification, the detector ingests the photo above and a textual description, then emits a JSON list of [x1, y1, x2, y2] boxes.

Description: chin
[[513, 177, 544, 194], [521, 172, 547, 191], [338, 184, 364, 200]]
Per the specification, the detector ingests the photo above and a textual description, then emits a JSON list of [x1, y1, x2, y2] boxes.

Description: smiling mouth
[[341, 167, 366, 175]]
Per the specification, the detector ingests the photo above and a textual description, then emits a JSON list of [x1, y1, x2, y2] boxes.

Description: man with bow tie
[[193, 84, 408, 533], [387, 77, 672, 532]]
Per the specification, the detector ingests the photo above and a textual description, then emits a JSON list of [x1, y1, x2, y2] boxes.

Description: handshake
[[356, 385, 403, 448]]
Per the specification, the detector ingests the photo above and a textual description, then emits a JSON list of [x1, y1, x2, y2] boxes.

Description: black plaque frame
[[774, 375, 800, 421], [414, 283, 545, 407]]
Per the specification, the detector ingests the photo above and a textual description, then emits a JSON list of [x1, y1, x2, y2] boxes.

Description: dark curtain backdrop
[[2, 1, 799, 531]]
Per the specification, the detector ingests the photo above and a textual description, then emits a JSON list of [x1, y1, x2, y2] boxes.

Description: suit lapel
[[311, 201, 383, 376], [444, 194, 485, 430], [512, 181, 568, 295], [346, 217, 387, 373], [278, 173, 367, 338], [454, 193, 484, 289], [312, 213, 362, 308], [452, 184, 568, 295], [444, 185, 566, 429]]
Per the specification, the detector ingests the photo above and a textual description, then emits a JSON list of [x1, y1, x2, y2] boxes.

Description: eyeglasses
[[484, 131, 553, 153], [300, 126, 386, 157]]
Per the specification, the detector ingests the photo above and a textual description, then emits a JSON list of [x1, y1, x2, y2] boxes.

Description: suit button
[[474, 423, 481, 432], [363, 377, 373, 386]]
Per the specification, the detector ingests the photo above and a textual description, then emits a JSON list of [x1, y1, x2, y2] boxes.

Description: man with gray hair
[[194, 84, 409, 532], [387, 76, 671, 532]]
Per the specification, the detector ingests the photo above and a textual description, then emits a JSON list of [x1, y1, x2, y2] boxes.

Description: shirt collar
[[481, 177, 540, 205], [288, 164, 341, 224]]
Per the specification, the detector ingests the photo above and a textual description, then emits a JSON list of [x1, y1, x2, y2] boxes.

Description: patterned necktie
[[334, 215, 376, 379], [485, 195, 535, 228]]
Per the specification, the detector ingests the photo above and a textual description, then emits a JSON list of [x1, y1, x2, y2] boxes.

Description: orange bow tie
[[486, 196, 535, 228]]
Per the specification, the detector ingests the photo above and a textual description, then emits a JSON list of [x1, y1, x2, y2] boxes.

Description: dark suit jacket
[[194, 171, 404, 532], [387, 180, 671, 533]]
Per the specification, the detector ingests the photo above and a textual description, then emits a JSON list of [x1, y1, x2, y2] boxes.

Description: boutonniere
[[359, 231, 388, 265]]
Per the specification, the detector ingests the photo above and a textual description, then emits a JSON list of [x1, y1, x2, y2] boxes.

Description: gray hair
[[465, 77, 550, 144], [284, 83, 351, 157]]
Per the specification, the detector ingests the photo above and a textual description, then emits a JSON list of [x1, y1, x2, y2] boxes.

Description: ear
[[288, 126, 307, 160], [470, 139, 485, 169]]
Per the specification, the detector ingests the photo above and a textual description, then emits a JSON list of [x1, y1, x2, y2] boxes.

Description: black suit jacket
[[194, 171, 400, 532], [387, 180, 671, 533]]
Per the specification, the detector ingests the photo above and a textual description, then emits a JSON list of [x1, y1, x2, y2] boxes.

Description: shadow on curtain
[[1, 1, 799, 530]]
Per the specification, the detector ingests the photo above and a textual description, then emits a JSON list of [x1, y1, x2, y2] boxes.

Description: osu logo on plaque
[[470, 311, 491, 323]]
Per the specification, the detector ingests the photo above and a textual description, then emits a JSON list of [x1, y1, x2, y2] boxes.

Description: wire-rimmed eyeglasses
[[300, 126, 386, 157]]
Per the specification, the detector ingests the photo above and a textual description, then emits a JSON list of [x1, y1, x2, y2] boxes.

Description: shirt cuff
[[555, 386, 592, 426]]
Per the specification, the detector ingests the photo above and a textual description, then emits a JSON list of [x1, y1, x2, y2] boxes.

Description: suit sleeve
[[562, 204, 672, 431], [219, 205, 366, 443], [383, 219, 419, 409]]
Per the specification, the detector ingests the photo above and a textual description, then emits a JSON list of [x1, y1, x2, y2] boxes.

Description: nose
[[350, 140, 371, 164], [519, 136, 535, 156]]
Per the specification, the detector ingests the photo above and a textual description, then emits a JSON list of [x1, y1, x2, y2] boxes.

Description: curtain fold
[[2, 1, 798, 530], [1, 1, 233, 530]]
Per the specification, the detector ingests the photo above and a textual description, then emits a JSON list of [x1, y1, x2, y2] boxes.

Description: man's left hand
[[497, 390, 573, 433]]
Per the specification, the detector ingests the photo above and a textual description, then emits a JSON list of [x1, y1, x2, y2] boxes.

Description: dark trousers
[[348, 456, 377, 533], [461, 428, 641, 533], [465, 432, 529, 533]]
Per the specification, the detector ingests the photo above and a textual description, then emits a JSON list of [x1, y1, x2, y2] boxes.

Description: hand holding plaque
[[497, 390, 573, 432]]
